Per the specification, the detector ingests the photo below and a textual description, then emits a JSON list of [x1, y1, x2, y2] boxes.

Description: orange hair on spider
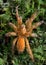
[[17, 37, 25, 53]]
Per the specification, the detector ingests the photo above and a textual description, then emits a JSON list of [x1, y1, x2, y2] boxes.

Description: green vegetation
[[0, 0, 46, 65]]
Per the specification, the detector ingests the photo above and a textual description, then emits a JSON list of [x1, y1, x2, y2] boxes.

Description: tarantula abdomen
[[17, 37, 25, 53]]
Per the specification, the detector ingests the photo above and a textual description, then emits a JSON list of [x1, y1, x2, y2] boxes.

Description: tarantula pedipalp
[[5, 7, 43, 62]]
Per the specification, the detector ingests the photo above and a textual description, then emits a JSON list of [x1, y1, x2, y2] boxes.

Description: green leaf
[[0, 0, 3, 4], [34, 45, 43, 54], [0, 58, 4, 65]]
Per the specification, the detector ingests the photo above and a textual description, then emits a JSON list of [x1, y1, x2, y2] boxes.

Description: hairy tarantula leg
[[25, 11, 38, 31], [16, 6, 22, 25], [5, 32, 17, 37], [8, 22, 17, 32], [26, 11, 38, 24], [29, 11, 38, 22], [24, 32, 38, 37], [25, 38, 34, 62], [33, 21, 44, 29], [30, 33, 38, 37], [23, 31, 30, 37], [12, 38, 17, 55]]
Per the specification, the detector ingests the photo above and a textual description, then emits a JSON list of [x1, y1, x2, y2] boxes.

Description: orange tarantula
[[5, 7, 43, 62]]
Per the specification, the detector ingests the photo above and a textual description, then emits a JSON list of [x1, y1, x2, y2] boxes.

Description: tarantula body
[[5, 7, 43, 62]]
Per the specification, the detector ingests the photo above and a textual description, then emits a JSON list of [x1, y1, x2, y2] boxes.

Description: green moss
[[0, 0, 46, 65]]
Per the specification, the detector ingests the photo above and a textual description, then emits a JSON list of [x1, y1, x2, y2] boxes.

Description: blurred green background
[[0, 0, 46, 65]]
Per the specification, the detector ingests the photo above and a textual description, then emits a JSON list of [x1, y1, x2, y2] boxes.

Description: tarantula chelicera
[[5, 7, 43, 62]]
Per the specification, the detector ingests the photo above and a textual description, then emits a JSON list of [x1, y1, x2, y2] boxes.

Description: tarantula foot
[[5, 32, 11, 37]]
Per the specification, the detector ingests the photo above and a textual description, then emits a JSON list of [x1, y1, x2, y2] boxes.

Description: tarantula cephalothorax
[[5, 7, 43, 62]]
